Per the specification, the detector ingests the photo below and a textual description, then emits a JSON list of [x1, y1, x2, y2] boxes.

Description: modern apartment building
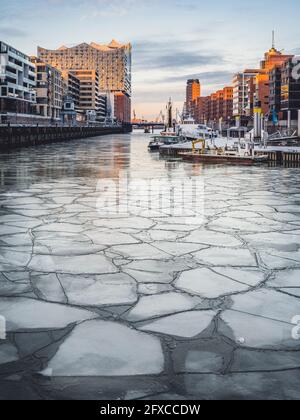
[[269, 65, 283, 119], [31, 57, 63, 120], [192, 86, 233, 124], [192, 96, 208, 124], [37, 40, 132, 122], [254, 46, 293, 116], [0, 41, 36, 118], [232, 70, 263, 117], [222, 87, 234, 120], [67, 70, 100, 113], [61, 70, 80, 109], [281, 57, 300, 119], [186, 79, 201, 104], [232, 42, 293, 121], [186, 79, 201, 116]]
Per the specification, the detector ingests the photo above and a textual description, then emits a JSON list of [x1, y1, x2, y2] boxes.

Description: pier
[[255, 148, 300, 166], [0, 124, 132, 151], [159, 143, 300, 166]]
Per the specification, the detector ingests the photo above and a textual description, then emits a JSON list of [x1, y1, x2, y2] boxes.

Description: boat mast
[[167, 98, 173, 130]]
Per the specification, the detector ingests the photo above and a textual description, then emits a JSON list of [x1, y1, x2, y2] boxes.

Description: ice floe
[[28, 254, 117, 275], [193, 248, 257, 267], [175, 268, 251, 299], [58, 273, 137, 306], [0, 297, 96, 331], [43, 320, 164, 376], [139, 310, 215, 338], [126, 292, 201, 321]]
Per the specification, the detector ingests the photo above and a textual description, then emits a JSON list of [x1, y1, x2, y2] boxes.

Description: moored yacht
[[176, 116, 215, 140]]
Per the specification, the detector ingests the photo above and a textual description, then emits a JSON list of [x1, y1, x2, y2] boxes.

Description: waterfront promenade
[[0, 132, 299, 400]]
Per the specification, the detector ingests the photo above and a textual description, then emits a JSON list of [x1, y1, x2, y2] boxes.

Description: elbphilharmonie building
[[38, 40, 132, 122]]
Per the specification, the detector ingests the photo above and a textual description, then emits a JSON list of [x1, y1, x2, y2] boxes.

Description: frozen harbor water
[[0, 132, 299, 400]]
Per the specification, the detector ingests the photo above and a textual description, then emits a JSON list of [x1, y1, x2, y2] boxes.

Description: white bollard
[[254, 112, 258, 138]]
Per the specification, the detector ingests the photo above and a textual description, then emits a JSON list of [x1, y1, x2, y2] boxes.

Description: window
[[1, 87, 7, 96], [0, 42, 8, 53]]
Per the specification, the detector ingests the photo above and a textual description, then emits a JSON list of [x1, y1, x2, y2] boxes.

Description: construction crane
[[156, 110, 165, 124]]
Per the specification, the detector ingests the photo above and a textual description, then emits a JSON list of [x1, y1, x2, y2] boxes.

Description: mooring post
[[288, 110, 292, 132]]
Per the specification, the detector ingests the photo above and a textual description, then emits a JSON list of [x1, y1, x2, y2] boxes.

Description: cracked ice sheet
[[126, 292, 202, 321], [134, 230, 186, 242], [242, 232, 300, 252], [151, 241, 208, 257], [28, 254, 117, 275], [0, 273, 31, 296], [268, 269, 300, 290], [175, 267, 263, 299], [183, 229, 243, 247], [220, 289, 300, 348], [58, 273, 138, 306], [259, 250, 300, 269], [33, 240, 106, 256], [138, 283, 173, 295], [31, 273, 67, 303], [267, 267, 300, 296], [84, 230, 139, 246], [34, 223, 84, 234], [123, 259, 195, 284], [193, 247, 257, 267], [0, 343, 19, 365], [43, 320, 164, 377], [1, 234, 33, 249], [93, 217, 154, 230], [0, 297, 96, 331], [0, 226, 27, 236], [210, 216, 296, 233], [139, 310, 216, 338], [0, 249, 32, 270], [109, 244, 171, 260]]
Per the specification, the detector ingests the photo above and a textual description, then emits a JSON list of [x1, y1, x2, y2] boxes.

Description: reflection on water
[[0, 131, 283, 187]]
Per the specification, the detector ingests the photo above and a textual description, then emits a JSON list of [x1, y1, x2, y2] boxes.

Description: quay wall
[[0, 125, 132, 151], [255, 150, 300, 166]]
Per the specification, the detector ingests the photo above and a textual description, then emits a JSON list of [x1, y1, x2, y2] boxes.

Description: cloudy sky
[[1, 0, 300, 119]]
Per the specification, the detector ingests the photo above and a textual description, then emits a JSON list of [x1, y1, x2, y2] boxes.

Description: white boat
[[176, 116, 215, 140], [148, 133, 181, 152]]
